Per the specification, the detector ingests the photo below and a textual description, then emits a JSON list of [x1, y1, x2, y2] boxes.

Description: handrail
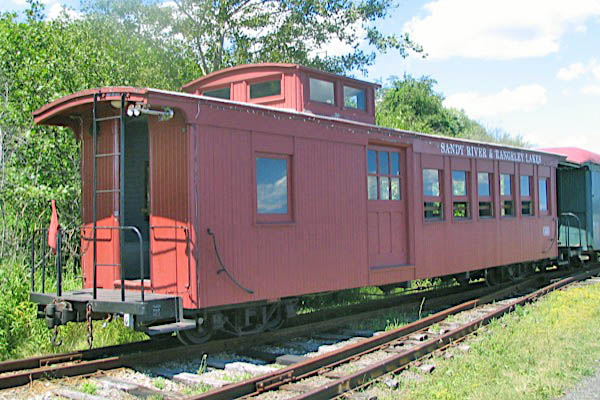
[[150, 225, 191, 289], [207, 228, 254, 295], [559, 212, 584, 249], [32, 225, 146, 302], [31, 227, 62, 296], [91, 225, 144, 302]]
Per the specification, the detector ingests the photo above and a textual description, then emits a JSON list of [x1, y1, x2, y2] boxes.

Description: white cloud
[[404, 0, 600, 60], [557, 63, 586, 80], [581, 85, 600, 95], [257, 176, 288, 213], [444, 84, 548, 118], [556, 58, 600, 81], [47, 3, 80, 20]]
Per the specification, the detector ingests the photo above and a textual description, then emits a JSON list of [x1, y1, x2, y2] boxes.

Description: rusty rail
[[0, 274, 515, 390], [186, 266, 600, 400]]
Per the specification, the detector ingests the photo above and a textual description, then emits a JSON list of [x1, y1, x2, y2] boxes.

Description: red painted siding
[[148, 112, 193, 306], [195, 106, 368, 308]]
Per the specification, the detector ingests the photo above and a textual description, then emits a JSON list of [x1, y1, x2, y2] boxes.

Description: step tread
[[146, 321, 196, 335]]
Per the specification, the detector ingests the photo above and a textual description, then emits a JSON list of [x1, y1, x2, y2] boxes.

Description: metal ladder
[[92, 93, 126, 301]]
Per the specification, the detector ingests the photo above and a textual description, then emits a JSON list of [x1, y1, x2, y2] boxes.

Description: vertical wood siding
[[148, 113, 192, 305]]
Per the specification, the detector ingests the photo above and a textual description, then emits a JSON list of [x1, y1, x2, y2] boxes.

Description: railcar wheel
[[570, 255, 583, 268], [506, 264, 520, 281], [265, 306, 285, 331], [485, 268, 502, 287], [177, 319, 213, 345]]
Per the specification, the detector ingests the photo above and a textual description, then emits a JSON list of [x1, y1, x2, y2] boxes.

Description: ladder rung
[[96, 263, 121, 267], [95, 115, 121, 122], [95, 152, 121, 158], [96, 189, 120, 194]]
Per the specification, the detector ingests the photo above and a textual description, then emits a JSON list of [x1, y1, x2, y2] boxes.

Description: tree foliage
[[376, 75, 526, 147], [0, 0, 201, 259], [81, 0, 423, 75]]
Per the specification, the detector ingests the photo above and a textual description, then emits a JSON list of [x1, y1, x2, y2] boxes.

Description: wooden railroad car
[[30, 63, 564, 343]]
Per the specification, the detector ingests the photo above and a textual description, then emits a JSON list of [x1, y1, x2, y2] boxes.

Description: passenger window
[[309, 78, 335, 104], [203, 87, 230, 100], [478, 173, 490, 196], [500, 173, 514, 217], [520, 175, 530, 196], [423, 169, 440, 197], [367, 149, 401, 201], [423, 168, 443, 220], [250, 79, 281, 99], [452, 170, 469, 219], [521, 175, 533, 216], [539, 178, 548, 213], [477, 172, 493, 218], [343, 86, 366, 110], [500, 174, 512, 196], [452, 170, 467, 196], [256, 156, 291, 220]]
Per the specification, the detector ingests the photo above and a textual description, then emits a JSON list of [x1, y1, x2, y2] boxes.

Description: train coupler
[[44, 301, 75, 329]]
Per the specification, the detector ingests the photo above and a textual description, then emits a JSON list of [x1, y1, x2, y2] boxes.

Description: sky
[[367, 0, 600, 153], [2, 0, 600, 153]]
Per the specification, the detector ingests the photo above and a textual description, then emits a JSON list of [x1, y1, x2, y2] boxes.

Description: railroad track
[[0, 266, 597, 399], [0, 280, 495, 391], [188, 266, 600, 400]]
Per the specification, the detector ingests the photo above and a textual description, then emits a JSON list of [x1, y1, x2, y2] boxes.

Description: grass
[[79, 380, 98, 395], [221, 372, 253, 382], [0, 257, 147, 361], [153, 377, 167, 390], [369, 282, 600, 400], [181, 384, 212, 395]]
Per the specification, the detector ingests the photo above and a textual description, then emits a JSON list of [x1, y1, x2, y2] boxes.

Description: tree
[[376, 75, 526, 146], [81, 0, 423, 75], [0, 1, 201, 259]]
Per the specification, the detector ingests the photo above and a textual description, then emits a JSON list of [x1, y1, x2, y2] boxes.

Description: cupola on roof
[[181, 63, 380, 124]]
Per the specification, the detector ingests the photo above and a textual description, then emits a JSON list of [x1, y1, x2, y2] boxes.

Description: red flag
[[48, 200, 60, 254]]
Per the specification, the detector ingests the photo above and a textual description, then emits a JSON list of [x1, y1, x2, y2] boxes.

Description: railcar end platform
[[31, 289, 194, 335]]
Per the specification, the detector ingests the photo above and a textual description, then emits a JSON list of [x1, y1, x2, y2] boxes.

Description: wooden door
[[367, 146, 408, 267]]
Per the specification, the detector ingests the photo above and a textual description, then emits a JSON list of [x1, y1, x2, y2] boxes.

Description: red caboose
[[31, 64, 563, 343]]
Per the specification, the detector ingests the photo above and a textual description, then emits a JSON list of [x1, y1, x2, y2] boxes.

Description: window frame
[[520, 175, 534, 217], [308, 76, 336, 106], [343, 85, 367, 111], [255, 153, 293, 224], [246, 74, 285, 104], [423, 168, 443, 221], [500, 173, 515, 217], [367, 148, 401, 201], [477, 172, 494, 219]]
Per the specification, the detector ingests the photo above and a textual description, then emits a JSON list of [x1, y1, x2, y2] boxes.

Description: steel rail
[[299, 267, 600, 400], [0, 337, 177, 374], [0, 276, 515, 390], [186, 266, 600, 400]]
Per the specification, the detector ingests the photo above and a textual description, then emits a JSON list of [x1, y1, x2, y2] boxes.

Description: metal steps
[[146, 321, 196, 335]]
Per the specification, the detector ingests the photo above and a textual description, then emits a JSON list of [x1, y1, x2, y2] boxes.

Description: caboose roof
[[180, 63, 381, 93], [33, 85, 563, 163]]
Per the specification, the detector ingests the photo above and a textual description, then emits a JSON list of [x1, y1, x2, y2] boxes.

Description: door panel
[[367, 147, 408, 267]]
